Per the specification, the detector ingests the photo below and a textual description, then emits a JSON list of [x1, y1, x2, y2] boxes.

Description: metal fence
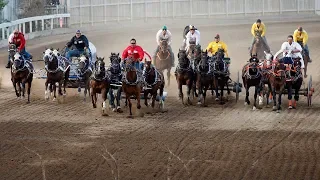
[[68, 0, 319, 26]]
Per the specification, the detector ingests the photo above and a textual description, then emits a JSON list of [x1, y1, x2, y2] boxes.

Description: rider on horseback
[[249, 19, 271, 54], [273, 35, 305, 69], [65, 30, 91, 63], [185, 25, 200, 51], [122, 38, 145, 71], [206, 34, 229, 58], [6, 29, 32, 68], [153, 26, 175, 67], [293, 26, 312, 63]]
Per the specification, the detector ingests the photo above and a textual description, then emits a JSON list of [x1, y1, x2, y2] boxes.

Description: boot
[[293, 100, 297, 109], [308, 57, 312, 63], [288, 100, 293, 109]]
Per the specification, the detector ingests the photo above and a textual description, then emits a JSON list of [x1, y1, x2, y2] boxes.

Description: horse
[[269, 59, 286, 112], [77, 54, 93, 101], [11, 52, 33, 103], [186, 41, 201, 98], [175, 49, 194, 105], [90, 57, 110, 115], [122, 57, 143, 118], [284, 57, 303, 109], [242, 55, 262, 110], [154, 38, 172, 86], [143, 60, 165, 109], [258, 51, 274, 106], [297, 41, 309, 78], [107, 52, 123, 113], [52, 48, 71, 94], [212, 48, 230, 104], [250, 32, 270, 60], [196, 49, 215, 107]]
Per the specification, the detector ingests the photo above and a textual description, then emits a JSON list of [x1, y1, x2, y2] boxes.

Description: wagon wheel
[[235, 71, 240, 103], [307, 75, 313, 106]]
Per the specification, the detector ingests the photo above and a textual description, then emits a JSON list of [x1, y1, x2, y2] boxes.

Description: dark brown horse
[[143, 60, 165, 109], [242, 56, 262, 110], [77, 54, 93, 102], [250, 32, 270, 60], [122, 57, 143, 118], [90, 57, 110, 115], [11, 52, 33, 103], [154, 38, 172, 86], [284, 58, 303, 109], [196, 49, 215, 107], [269, 60, 286, 112], [175, 49, 194, 105]]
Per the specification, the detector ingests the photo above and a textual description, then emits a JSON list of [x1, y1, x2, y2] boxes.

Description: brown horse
[[143, 60, 165, 109], [269, 60, 286, 113], [11, 52, 33, 103], [77, 54, 93, 102], [90, 57, 110, 115], [175, 49, 194, 105], [122, 57, 143, 118], [250, 32, 270, 60], [285, 58, 303, 109], [154, 39, 172, 86]]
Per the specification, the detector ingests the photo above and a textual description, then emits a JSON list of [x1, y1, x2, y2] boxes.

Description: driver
[[249, 19, 270, 54], [206, 34, 229, 59], [65, 30, 91, 62], [293, 26, 311, 62], [6, 29, 32, 68], [185, 25, 200, 50], [153, 25, 175, 67], [273, 35, 305, 69], [121, 38, 145, 71]]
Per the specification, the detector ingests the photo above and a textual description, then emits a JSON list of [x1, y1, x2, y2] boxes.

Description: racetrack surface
[[1, 21, 320, 180]]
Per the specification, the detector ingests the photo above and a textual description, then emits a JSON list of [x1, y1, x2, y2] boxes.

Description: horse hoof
[[215, 98, 219, 101], [244, 102, 248, 106], [197, 102, 202, 105], [102, 110, 109, 116], [252, 106, 257, 110], [277, 110, 280, 113], [26, 101, 30, 104], [272, 106, 277, 111], [127, 115, 134, 119], [117, 108, 123, 113], [93, 104, 97, 108], [137, 105, 141, 109], [52, 98, 56, 101]]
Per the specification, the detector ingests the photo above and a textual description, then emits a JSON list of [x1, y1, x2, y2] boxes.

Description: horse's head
[[109, 52, 121, 75], [124, 56, 136, 72], [273, 60, 286, 79], [214, 48, 225, 60], [12, 52, 24, 69], [177, 49, 189, 68], [52, 48, 61, 58], [43, 48, 54, 64], [159, 38, 168, 52], [293, 57, 302, 73], [78, 55, 89, 71], [94, 56, 106, 77], [200, 49, 209, 68], [145, 60, 153, 72], [8, 43, 17, 58]]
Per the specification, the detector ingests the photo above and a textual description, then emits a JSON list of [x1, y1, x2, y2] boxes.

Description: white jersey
[[89, 42, 97, 63], [156, 29, 172, 46], [274, 41, 305, 68], [185, 30, 200, 47]]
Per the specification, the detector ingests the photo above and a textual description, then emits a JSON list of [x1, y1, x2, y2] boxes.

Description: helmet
[[76, 30, 81, 34], [298, 26, 303, 31], [189, 25, 196, 30], [215, 34, 220, 39], [256, 19, 261, 23], [162, 25, 167, 30]]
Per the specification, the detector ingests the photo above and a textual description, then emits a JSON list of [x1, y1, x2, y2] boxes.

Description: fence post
[[190, 0, 193, 18], [226, 0, 229, 16], [30, 21, 33, 33], [51, 18, 54, 29]]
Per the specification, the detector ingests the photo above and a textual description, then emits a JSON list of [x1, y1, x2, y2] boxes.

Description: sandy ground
[[1, 20, 320, 180]]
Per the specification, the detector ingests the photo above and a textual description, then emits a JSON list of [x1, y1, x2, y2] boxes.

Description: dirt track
[[1, 21, 320, 180]]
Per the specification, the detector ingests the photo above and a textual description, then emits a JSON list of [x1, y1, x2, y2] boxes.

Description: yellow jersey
[[206, 41, 229, 57], [293, 29, 308, 45], [251, 22, 266, 37]]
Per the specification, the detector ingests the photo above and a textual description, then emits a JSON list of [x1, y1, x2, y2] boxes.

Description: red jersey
[[9, 33, 26, 51], [122, 45, 144, 62]]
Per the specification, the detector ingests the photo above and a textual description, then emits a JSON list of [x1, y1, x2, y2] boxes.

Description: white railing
[[0, 14, 70, 40], [68, 0, 319, 27]]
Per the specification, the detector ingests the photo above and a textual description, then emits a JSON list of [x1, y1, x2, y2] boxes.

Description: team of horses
[[7, 29, 310, 116]]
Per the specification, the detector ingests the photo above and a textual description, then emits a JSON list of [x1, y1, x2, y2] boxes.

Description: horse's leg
[[203, 85, 208, 107], [18, 81, 22, 98], [83, 78, 89, 102], [214, 78, 219, 101], [245, 84, 250, 105], [287, 84, 293, 109], [167, 68, 171, 86], [219, 80, 225, 104], [101, 87, 108, 115], [144, 90, 149, 107], [12, 79, 19, 97], [116, 87, 123, 113], [151, 88, 157, 108], [45, 80, 49, 100], [253, 85, 258, 110], [272, 87, 277, 111], [58, 79, 63, 96], [21, 81, 26, 98], [277, 88, 283, 113], [304, 58, 308, 78], [187, 80, 193, 105], [293, 84, 300, 109], [226, 77, 231, 95], [178, 78, 184, 104], [127, 96, 133, 117], [52, 83, 57, 101], [91, 87, 96, 108], [63, 71, 69, 96], [27, 79, 32, 104], [137, 91, 141, 110]]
